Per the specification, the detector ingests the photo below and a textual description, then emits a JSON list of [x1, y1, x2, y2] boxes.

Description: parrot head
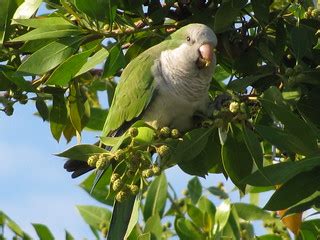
[[168, 23, 217, 74]]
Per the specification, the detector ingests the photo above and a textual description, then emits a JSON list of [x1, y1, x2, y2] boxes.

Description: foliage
[[1, 0, 320, 239]]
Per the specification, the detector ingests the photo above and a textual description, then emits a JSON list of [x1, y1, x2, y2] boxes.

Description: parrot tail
[[63, 121, 136, 178]]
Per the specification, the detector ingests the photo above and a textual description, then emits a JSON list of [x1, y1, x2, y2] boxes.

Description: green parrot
[[65, 23, 217, 177], [64, 23, 217, 239]]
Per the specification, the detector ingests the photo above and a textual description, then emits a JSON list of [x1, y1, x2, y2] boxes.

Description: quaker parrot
[[64, 23, 217, 240], [64, 23, 217, 177]]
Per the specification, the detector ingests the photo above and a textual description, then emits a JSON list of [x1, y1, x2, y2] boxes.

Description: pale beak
[[197, 43, 214, 68]]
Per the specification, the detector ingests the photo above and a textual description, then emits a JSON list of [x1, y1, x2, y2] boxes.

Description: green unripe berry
[[101, 227, 108, 237], [87, 155, 99, 167], [171, 129, 180, 139], [285, 68, 294, 77], [311, 9, 320, 18], [115, 190, 128, 202], [114, 149, 124, 161], [308, 6, 314, 13], [19, 94, 28, 104], [152, 165, 161, 175], [164, 222, 172, 228], [99, 221, 108, 230], [213, 118, 224, 128], [4, 105, 14, 116], [142, 169, 154, 178], [112, 179, 124, 192], [229, 101, 240, 113], [110, 173, 120, 183], [126, 169, 135, 177], [182, 189, 189, 196], [240, 102, 246, 113], [157, 145, 170, 157], [128, 127, 139, 137], [96, 157, 108, 170], [293, 64, 303, 73], [129, 184, 139, 195], [159, 126, 171, 138]]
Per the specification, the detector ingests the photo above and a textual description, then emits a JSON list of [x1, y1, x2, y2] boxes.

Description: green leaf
[[36, 99, 49, 121], [56, 144, 108, 160], [77, 205, 112, 229], [233, 203, 273, 221], [251, 0, 270, 25], [187, 204, 204, 227], [144, 214, 162, 239], [13, 17, 73, 28], [17, 37, 82, 75], [207, 186, 228, 199], [143, 173, 167, 220], [6, 215, 24, 237], [187, 177, 202, 205], [197, 196, 216, 231], [12, 26, 84, 42], [103, 43, 126, 78], [243, 156, 320, 187], [214, 199, 231, 233], [79, 168, 113, 205], [213, 65, 230, 82], [65, 230, 74, 240], [46, 48, 94, 86], [124, 197, 141, 239], [290, 25, 315, 60], [13, 0, 44, 19], [86, 108, 108, 131], [75, 47, 109, 76], [134, 126, 156, 144], [255, 125, 312, 156], [107, 195, 136, 240], [228, 73, 271, 91], [214, 2, 242, 33], [222, 124, 253, 192], [242, 125, 263, 169], [75, 0, 117, 22], [261, 92, 318, 154], [172, 128, 213, 165], [264, 170, 320, 211], [138, 233, 151, 240], [32, 224, 54, 240], [175, 218, 205, 240], [50, 94, 68, 141], [179, 129, 220, 176], [256, 235, 282, 240], [0, 0, 21, 44]]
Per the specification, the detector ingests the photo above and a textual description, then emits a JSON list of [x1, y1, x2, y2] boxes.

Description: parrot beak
[[197, 43, 214, 69]]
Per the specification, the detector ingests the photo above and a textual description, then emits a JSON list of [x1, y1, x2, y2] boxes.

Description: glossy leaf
[[75, 47, 108, 76], [264, 170, 320, 211], [36, 99, 49, 121], [144, 214, 162, 239], [175, 218, 205, 240], [143, 173, 167, 220], [187, 177, 202, 205], [13, 0, 44, 19], [124, 196, 141, 239], [50, 94, 67, 141], [214, 199, 231, 233], [242, 125, 263, 169], [13, 17, 73, 28], [18, 37, 82, 75], [77, 205, 112, 229], [107, 195, 136, 240], [222, 124, 253, 192], [79, 168, 113, 205], [214, 2, 242, 33], [86, 108, 108, 131], [32, 224, 54, 240], [56, 144, 108, 160], [103, 43, 126, 78], [251, 0, 270, 25], [172, 128, 213, 165], [187, 204, 204, 228], [233, 203, 273, 221], [0, 0, 21, 43], [243, 156, 320, 187]]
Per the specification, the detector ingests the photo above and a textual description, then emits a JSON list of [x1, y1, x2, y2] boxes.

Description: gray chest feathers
[[142, 48, 213, 131]]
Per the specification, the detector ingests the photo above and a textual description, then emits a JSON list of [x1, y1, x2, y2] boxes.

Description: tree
[[1, 0, 320, 239]]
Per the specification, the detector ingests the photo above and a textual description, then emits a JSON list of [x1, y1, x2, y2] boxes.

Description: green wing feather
[[101, 39, 182, 137]]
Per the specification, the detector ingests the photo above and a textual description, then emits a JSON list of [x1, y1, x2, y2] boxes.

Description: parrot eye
[[186, 36, 191, 42]]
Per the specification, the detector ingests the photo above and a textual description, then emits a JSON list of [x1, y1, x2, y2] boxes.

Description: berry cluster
[[304, 7, 320, 20]]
